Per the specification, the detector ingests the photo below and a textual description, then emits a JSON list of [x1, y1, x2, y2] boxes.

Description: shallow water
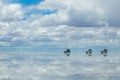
[[0, 52, 120, 80]]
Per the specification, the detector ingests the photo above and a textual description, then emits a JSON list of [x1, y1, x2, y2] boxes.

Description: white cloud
[[34, 0, 108, 27], [31, 0, 119, 27], [0, 1, 24, 22], [0, 21, 9, 29], [0, 41, 10, 46], [0, 0, 120, 47]]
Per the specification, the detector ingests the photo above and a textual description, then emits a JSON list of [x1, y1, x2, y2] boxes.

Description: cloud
[[0, 0, 120, 47], [0, 3, 24, 22], [1, 0, 120, 27], [34, 0, 108, 27], [34, 0, 120, 27], [0, 41, 10, 46]]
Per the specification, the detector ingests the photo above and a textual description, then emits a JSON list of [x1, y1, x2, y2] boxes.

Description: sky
[[0, 0, 120, 52]]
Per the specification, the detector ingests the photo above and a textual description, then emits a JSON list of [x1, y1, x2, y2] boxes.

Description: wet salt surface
[[0, 53, 120, 80]]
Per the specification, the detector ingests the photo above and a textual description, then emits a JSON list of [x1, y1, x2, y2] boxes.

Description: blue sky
[[7, 0, 44, 6], [16, 0, 44, 6], [0, 0, 120, 53]]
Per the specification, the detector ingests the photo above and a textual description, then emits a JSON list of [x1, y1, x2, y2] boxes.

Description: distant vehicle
[[101, 49, 108, 57], [64, 49, 70, 56], [86, 49, 92, 56], [63, 48, 108, 57]]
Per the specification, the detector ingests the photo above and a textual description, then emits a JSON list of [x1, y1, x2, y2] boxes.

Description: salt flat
[[0, 52, 120, 80]]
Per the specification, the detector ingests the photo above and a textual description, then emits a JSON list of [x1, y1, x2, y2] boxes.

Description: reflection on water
[[0, 52, 120, 80]]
